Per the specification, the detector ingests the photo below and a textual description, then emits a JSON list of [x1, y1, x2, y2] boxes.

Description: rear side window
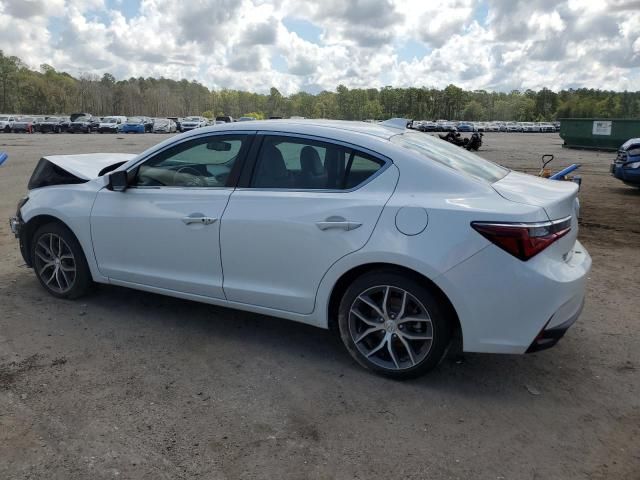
[[391, 132, 507, 183], [250, 136, 385, 190]]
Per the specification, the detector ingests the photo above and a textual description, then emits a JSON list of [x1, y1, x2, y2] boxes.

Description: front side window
[[134, 135, 247, 188], [250, 136, 385, 190]]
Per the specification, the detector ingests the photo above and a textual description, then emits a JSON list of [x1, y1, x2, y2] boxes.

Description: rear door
[[220, 134, 398, 314]]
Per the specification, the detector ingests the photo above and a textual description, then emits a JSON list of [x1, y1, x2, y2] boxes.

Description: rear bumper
[[438, 240, 591, 354], [526, 298, 584, 352]]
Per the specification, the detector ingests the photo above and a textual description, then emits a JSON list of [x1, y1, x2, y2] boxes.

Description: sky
[[0, 0, 638, 95]]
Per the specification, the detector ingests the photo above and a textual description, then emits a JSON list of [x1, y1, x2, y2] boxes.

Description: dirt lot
[[0, 132, 638, 479]]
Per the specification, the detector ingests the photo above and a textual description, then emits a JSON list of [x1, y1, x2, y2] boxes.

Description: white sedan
[[9, 119, 590, 378]]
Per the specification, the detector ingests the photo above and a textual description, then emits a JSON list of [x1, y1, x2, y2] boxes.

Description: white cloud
[[0, 0, 637, 94]]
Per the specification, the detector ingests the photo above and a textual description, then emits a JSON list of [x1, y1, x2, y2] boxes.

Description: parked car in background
[[540, 123, 555, 133], [8, 119, 590, 379], [12, 117, 36, 133], [457, 123, 476, 132], [0, 115, 17, 132], [181, 116, 208, 131], [486, 123, 501, 132], [121, 117, 147, 134], [237, 116, 256, 122], [152, 118, 177, 133], [69, 116, 99, 133], [98, 116, 126, 133], [215, 115, 234, 123], [70, 112, 92, 122], [611, 138, 640, 188], [419, 121, 438, 132], [168, 117, 181, 131], [141, 117, 154, 133], [521, 122, 541, 133], [37, 116, 68, 133], [506, 122, 523, 132]]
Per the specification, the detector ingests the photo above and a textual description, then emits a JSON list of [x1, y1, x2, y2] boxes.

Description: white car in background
[[180, 116, 208, 131], [9, 119, 590, 378], [0, 115, 17, 132], [152, 118, 177, 133]]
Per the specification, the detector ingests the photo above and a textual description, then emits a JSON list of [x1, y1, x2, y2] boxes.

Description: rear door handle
[[316, 217, 362, 231], [182, 215, 217, 225]]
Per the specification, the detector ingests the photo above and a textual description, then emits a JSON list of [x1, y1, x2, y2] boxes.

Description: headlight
[[625, 161, 640, 169]]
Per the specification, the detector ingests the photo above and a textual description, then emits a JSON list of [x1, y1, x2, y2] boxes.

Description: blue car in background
[[456, 123, 476, 132], [121, 117, 146, 134], [611, 138, 640, 188]]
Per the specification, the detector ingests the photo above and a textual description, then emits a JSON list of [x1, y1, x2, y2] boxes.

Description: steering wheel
[[173, 166, 206, 187]]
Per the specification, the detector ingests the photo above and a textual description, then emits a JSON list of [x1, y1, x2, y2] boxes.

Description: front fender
[[20, 182, 106, 282]]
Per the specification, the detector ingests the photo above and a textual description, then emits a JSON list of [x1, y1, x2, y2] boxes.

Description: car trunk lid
[[492, 171, 580, 259]]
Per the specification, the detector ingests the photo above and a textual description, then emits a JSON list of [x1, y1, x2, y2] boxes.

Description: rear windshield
[[390, 132, 508, 183]]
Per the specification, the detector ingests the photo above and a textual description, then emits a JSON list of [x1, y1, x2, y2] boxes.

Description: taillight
[[471, 217, 572, 261]]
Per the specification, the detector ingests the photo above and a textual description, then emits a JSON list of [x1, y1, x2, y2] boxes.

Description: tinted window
[[135, 135, 247, 188], [391, 132, 507, 183], [250, 136, 384, 190]]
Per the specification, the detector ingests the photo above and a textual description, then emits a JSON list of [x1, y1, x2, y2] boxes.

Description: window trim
[[237, 131, 392, 193], [126, 132, 256, 190]]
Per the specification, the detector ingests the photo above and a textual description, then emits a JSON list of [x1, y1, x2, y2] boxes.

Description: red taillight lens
[[471, 217, 572, 261]]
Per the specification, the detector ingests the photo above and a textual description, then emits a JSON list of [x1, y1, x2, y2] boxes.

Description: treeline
[[1, 51, 639, 121]]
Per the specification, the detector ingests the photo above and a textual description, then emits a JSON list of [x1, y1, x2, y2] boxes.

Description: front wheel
[[31, 223, 92, 299], [338, 271, 452, 379]]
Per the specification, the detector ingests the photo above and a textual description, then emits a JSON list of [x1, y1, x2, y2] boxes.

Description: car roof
[[182, 119, 399, 141]]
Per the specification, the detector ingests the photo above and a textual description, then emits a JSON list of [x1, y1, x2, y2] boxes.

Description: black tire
[[31, 222, 92, 299], [337, 270, 452, 379], [4, 125, 9, 133]]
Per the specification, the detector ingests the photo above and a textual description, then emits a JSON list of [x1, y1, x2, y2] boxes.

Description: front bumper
[[611, 162, 640, 186], [9, 215, 22, 237]]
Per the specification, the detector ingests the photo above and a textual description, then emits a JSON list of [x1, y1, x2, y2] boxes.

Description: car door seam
[[311, 163, 401, 316]]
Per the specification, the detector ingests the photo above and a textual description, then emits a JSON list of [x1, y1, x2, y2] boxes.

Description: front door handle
[[316, 216, 362, 231], [182, 215, 217, 225]]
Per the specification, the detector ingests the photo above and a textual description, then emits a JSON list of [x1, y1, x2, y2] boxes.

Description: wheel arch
[[21, 214, 82, 267], [326, 262, 462, 345]]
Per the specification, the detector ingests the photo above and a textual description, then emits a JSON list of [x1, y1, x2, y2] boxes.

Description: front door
[[91, 133, 252, 298], [220, 134, 398, 314]]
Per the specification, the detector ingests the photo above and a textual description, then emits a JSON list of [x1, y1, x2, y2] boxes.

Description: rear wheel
[[31, 223, 92, 299], [338, 271, 452, 379]]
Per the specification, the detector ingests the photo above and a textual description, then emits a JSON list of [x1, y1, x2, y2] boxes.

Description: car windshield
[[390, 131, 508, 183], [184, 117, 200, 121], [128, 117, 143, 123], [46, 117, 60, 121], [76, 116, 91, 122], [20, 117, 35, 122], [155, 119, 169, 125], [103, 118, 117, 123]]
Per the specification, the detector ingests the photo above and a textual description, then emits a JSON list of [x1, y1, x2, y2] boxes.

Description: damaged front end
[[28, 158, 89, 190]]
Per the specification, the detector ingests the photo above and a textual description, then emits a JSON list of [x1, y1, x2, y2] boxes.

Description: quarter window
[[135, 135, 247, 188], [250, 136, 384, 190]]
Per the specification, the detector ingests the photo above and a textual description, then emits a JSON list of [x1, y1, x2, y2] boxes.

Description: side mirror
[[107, 170, 129, 192]]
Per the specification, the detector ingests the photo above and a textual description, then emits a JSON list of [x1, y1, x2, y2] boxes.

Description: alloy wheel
[[33, 233, 77, 294], [348, 285, 434, 371]]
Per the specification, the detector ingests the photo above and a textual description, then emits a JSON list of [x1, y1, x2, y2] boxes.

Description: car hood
[[44, 153, 137, 180]]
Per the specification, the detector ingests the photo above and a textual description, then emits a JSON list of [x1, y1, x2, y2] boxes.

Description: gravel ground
[[0, 132, 638, 480]]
